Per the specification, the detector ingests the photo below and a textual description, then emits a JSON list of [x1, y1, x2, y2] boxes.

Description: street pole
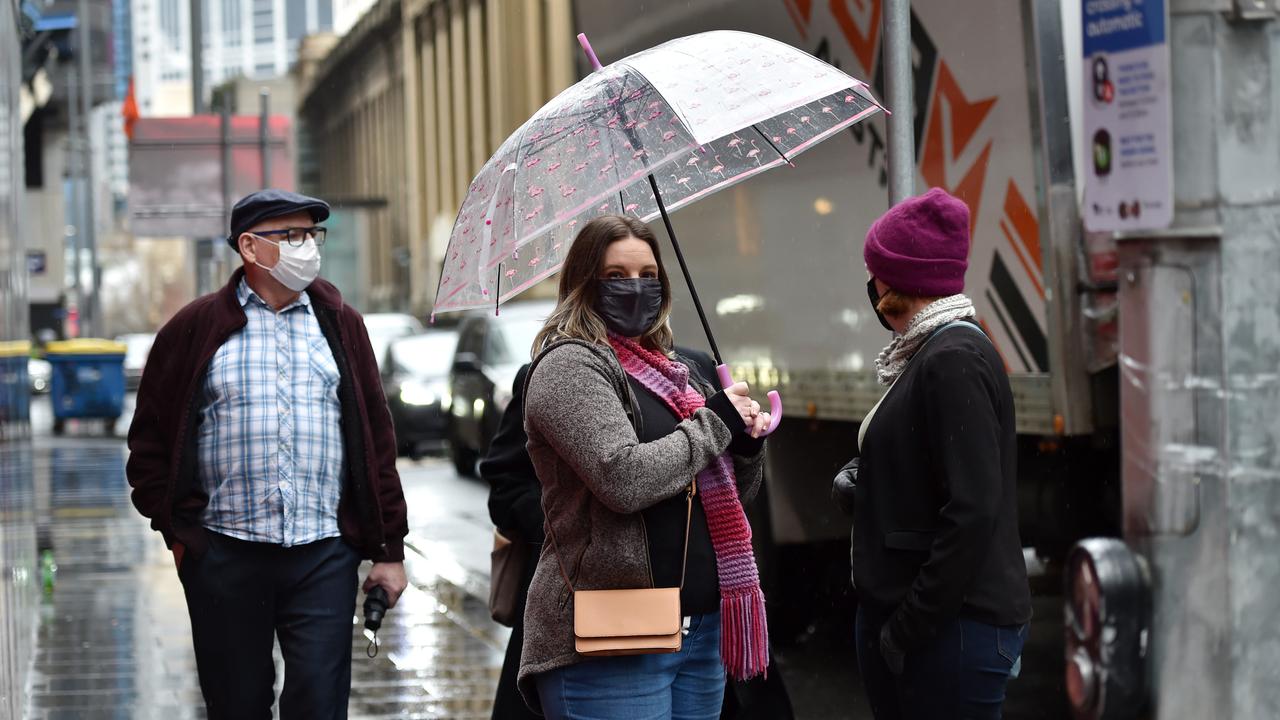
[[189, 0, 204, 114], [65, 61, 83, 333], [78, 0, 99, 336], [259, 89, 271, 188], [883, 0, 914, 206], [220, 100, 232, 286]]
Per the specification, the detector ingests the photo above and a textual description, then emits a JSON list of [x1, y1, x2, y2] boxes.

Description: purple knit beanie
[[863, 187, 970, 297]]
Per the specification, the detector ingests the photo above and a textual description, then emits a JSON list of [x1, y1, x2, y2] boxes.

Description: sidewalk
[[23, 426, 506, 719]]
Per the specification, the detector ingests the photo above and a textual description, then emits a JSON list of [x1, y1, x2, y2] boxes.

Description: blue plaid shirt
[[196, 280, 346, 546]]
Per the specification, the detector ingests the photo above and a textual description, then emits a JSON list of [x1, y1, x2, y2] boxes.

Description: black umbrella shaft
[[646, 173, 723, 367]]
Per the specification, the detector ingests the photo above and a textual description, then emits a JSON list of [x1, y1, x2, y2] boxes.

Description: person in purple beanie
[[831, 188, 1032, 719]]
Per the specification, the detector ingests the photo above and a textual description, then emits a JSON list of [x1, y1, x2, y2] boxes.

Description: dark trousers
[[855, 604, 1025, 720], [178, 530, 362, 720], [493, 544, 542, 720], [493, 609, 541, 720], [722, 651, 795, 719]]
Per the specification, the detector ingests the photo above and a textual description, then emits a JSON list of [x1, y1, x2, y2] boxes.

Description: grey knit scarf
[[875, 294, 977, 385]]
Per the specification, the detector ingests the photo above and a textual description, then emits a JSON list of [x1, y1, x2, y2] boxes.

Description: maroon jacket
[[126, 268, 408, 562]]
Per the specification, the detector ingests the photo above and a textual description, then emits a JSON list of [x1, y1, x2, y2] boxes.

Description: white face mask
[[253, 235, 321, 292]]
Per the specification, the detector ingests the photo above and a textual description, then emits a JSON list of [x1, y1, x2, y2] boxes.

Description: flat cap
[[227, 189, 330, 249]]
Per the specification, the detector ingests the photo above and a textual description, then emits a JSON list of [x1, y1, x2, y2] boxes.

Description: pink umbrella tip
[[577, 33, 603, 71]]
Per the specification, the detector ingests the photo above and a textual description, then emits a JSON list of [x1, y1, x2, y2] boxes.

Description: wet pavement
[[23, 396, 506, 720]]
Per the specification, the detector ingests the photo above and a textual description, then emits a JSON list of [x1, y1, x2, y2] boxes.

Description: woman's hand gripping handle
[[717, 365, 782, 438]]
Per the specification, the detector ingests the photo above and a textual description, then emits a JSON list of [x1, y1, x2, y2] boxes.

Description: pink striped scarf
[[608, 334, 769, 680]]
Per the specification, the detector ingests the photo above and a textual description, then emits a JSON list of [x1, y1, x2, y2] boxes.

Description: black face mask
[[595, 278, 665, 338], [867, 278, 895, 332]]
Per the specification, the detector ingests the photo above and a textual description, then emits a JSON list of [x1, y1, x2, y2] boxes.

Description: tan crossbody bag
[[546, 479, 696, 657]]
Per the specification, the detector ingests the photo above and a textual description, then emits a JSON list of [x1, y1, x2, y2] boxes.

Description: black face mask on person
[[595, 278, 664, 338], [866, 278, 895, 332]]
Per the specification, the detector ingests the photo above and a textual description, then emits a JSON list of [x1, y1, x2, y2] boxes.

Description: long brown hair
[[532, 215, 675, 356]]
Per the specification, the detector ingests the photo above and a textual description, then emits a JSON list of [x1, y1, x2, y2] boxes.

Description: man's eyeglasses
[[252, 226, 328, 247]]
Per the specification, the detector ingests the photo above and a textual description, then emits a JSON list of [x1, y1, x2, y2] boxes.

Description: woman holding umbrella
[[517, 215, 772, 718]]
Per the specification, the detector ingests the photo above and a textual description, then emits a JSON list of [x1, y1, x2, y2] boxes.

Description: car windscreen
[[492, 318, 544, 365], [391, 333, 459, 377]]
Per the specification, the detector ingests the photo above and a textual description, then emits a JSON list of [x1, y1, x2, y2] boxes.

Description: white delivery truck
[[579, 2, 1280, 718], [580, 0, 1111, 559]]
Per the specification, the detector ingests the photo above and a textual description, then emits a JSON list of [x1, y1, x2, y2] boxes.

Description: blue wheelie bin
[[45, 339, 127, 436], [0, 340, 31, 432]]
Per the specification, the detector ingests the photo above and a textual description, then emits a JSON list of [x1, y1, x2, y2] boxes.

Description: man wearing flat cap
[[127, 189, 409, 718]]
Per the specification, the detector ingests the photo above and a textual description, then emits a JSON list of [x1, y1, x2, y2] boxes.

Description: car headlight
[[400, 380, 446, 407]]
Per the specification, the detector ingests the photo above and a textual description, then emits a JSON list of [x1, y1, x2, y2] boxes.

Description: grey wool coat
[[517, 339, 765, 707]]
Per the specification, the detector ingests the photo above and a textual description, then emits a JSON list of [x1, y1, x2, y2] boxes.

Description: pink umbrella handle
[[716, 364, 783, 438], [577, 33, 603, 71]]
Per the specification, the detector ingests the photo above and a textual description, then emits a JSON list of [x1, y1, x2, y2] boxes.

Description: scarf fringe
[[720, 587, 770, 681]]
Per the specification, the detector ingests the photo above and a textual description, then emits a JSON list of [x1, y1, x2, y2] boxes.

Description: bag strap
[[545, 478, 696, 593], [522, 339, 638, 430], [678, 479, 696, 591], [927, 319, 991, 346]]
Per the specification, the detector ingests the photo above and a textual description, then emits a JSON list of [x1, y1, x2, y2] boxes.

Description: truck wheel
[[52, 419, 65, 436]]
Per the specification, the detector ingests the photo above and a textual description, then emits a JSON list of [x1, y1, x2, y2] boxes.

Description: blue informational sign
[[1083, 0, 1166, 55], [1082, 0, 1172, 232]]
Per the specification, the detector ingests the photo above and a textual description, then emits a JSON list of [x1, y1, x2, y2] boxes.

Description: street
[[22, 395, 1069, 720]]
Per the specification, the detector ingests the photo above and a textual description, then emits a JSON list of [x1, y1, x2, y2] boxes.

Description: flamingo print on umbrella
[[433, 29, 883, 378]]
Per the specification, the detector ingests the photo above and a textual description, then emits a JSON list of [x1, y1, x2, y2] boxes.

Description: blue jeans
[[536, 612, 725, 720], [856, 605, 1026, 720]]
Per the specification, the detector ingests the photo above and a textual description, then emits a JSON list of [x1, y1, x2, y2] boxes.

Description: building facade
[[296, 0, 574, 314], [132, 0, 339, 116]]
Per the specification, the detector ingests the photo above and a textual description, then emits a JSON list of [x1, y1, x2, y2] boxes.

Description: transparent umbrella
[[432, 30, 885, 432]]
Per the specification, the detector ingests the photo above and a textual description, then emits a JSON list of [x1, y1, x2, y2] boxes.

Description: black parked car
[[382, 330, 459, 459], [447, 300, 554, 476]]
